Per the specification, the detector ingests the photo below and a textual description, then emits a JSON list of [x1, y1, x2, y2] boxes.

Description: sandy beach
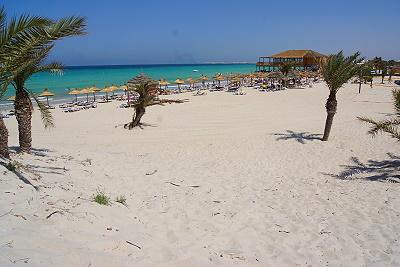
[[1, 80, 400, 266]]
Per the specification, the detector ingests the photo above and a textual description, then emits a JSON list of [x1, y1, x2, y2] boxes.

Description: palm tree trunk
[[15, 88, 33, 152], [0, 115, 10, 159], [322, 91, 337, 141], [125, 107, 145, 129]]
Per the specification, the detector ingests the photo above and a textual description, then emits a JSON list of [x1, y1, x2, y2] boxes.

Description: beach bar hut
[[256, 49, 326, 72]]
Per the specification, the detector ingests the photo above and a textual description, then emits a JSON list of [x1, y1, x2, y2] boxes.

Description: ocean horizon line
[[64, 62, 255, 68]]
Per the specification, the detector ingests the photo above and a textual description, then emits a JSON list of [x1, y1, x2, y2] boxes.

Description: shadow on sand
[[322, 153, 400, 183], [272, 130, 322, 144], [9, 147, 52, 157]]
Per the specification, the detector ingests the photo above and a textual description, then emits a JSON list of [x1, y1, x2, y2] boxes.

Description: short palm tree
[[124, 82, 162, 129], [320, 51, 362, 141], [0, 7, 86, 152], [358, 89, 400, 141]]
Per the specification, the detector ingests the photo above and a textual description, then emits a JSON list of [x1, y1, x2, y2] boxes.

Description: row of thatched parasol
[[68, 85, 124, 102], [6, 71, 320, 104], [7, 85, 126, 104]]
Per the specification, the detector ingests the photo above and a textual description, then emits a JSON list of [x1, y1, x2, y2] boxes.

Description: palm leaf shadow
[[272, 130, 322, 144], [322, 153, 400, 183]]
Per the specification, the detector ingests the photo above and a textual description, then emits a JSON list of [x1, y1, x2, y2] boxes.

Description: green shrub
[[115, 195, 127, 206], [93, 191, 110, 205]]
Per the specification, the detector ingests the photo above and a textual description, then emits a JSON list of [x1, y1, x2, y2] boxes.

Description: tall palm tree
[[279, 62, 293, 76], [0, 7, 86, 152], [358, 89, 400, 141], [279, 62, 293, 87], [0, 7, 51, 158], [320, 51, 362, 141], [356, 63, 372, 94], [124, 81, 161, 129], [0, 113, 9, 159], [381, 68, 387, 84]]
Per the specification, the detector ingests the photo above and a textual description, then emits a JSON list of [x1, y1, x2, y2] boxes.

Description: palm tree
[[0, 7, 86, 152], [320, 51, 362, 141], [388, 68, 394, 83], [124, 81, 161, 129], [358, 89, 400, 141], [381, 68, 387, 84], [356, 63, 372, 93], [279, 62, 293, 76], [0, 113, 9, 159], [279, 62, 293, 87]]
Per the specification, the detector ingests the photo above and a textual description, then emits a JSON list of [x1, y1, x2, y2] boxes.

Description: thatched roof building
[[256, 49, 326, 72]]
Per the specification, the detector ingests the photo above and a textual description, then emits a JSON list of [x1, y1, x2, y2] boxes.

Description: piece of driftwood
[[46, 211, 61, 219], [0, 209, 12, 218], [145, 170, 158, 176], [167, 182, 180, 187], [126, 241, 141, 249], [13, 214, 27, 220]]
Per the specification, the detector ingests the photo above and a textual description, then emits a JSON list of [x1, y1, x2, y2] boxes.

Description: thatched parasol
[[214, 74, 224, 87], [175, 78, 185, 91], [39, 88, 55, 106], [159, 79, 170, 90], [186, 77, 196, 89], [7, 95, 15, 101], [68, 89, 81, 102], [87, 85, 100, 101], [101, 86, 114, 101], [79, 88, 91, 102], [267, 71, 284, 79], [200, 75, 209, 87]]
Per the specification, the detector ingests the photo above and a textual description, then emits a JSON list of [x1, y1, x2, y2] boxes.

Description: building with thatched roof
[[256, 49, 326, 72]]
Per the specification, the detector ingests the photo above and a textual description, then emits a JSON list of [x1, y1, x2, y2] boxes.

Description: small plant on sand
[[358, 89, 400, 141], [93, 190, 110, 205], [115, 195, 127, 206], [4, 161, 16, 172]]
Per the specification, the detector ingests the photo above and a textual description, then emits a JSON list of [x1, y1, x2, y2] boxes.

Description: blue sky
[[3, 0, 400, 65]]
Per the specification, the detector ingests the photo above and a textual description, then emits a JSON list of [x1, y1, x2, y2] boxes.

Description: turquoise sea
[[1, 63, 255, 105]]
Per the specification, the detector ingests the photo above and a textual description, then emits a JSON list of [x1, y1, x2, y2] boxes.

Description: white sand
[[1, 80, 400, 266]]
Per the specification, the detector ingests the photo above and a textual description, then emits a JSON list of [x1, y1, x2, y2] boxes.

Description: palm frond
[[0, 7, 6, 31], [33, 62, 64, 75], [358, 89, 400, 141], [392, 89, 400, 115], [29, 90, 54, 128], [321, 51, 363, 93], [46, 16, 87, 39]]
